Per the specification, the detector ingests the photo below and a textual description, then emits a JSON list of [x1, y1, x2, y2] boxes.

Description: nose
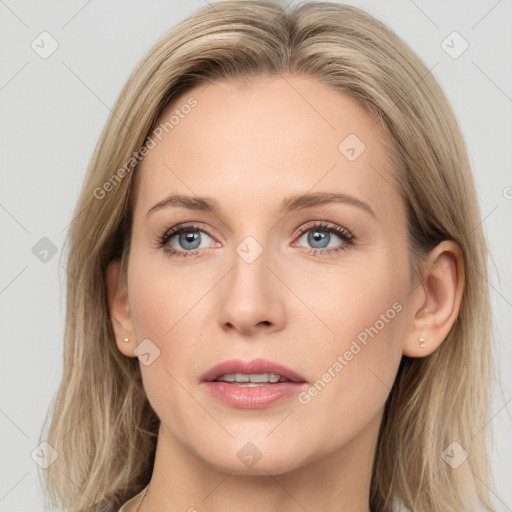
[[217, 246, 286, 337]]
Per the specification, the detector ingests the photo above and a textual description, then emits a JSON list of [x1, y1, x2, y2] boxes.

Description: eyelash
[[154, 221, 356, 259]]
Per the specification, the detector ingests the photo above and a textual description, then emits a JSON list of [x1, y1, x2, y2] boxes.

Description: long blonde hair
[[41, 1, 495, 510]]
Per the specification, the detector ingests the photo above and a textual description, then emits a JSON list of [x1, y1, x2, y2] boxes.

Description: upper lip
[[201, 358, 307, 383]]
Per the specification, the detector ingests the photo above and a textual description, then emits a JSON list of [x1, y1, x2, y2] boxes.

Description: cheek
[[127, 243, 202, 340], [295, 248, 408, 356], [292, 255, 408, 433], [126, 264, 197, 440], [125, 248, 217, 417]]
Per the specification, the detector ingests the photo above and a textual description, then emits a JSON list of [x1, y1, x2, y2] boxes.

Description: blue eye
[[155, 221, 355, 258], [292, 221, 355, 256], [155, 223, 215, 257], [170, 229, 210, 251]]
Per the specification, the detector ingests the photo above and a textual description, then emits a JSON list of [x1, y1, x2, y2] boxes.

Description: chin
[[196, 439, 310, 476], [210, 456, 303, 476]]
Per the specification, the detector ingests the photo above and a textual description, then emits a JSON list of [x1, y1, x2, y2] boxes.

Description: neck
[[138, 411, 382, 512]]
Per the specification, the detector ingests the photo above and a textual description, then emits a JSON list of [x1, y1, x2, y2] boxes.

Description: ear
[[106, 260, 137, 358], [402, 240, 464, 357]]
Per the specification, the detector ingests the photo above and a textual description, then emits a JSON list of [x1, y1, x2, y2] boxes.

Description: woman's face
[[117, 75, 416, 475]]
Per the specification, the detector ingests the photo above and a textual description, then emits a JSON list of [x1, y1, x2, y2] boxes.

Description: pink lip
[[200, 358, 308, 409]]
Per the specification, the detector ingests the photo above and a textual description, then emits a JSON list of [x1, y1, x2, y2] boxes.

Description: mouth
[[200, 358, 308, 409], [213, 373, 293, 386]]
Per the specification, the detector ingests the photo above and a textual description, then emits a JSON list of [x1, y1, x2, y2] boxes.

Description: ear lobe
[[106, 260, 137, 358], [402, 240, 464, 357]]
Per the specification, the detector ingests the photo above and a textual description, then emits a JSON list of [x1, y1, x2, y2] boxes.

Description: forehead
[[134, 75, 401, 222]]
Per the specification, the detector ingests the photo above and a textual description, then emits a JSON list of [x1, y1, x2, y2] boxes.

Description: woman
[[40, 1, 495, 511]]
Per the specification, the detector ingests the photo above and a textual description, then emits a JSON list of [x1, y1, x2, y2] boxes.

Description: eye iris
[[308, 230, 329, 249], [179, 230, 201, 250]]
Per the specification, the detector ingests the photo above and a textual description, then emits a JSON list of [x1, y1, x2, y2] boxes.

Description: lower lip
[[202, 381, 307, 409]]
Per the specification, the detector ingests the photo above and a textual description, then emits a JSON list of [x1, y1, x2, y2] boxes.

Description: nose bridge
[[217, 232, 285, 335], [230, 234, 273, 309]]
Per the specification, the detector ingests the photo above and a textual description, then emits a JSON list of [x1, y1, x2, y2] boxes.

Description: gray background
[[1, 0, 511, 510]]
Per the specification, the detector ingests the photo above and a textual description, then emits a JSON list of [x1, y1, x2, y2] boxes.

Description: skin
[[107, 75, 464, 511]]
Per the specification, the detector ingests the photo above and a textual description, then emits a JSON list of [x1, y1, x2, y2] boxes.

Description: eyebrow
[[145, 191, 376, 219]]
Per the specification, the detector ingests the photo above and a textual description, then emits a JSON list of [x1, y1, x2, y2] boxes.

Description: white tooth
[[216, 373, 289, 383], [249, 373, 270, 383]]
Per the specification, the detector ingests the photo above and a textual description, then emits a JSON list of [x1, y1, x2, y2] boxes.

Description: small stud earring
[[419, 337, 426, 348], [123, 337, 130, 343]]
